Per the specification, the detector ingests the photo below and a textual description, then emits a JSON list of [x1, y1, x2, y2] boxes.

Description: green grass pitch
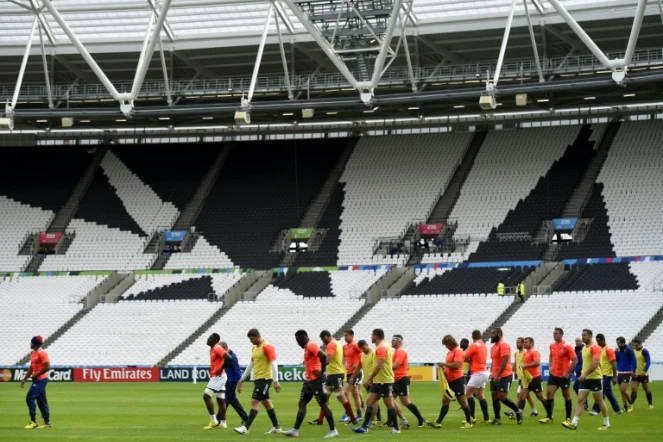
[[0, 381, 660, 441]]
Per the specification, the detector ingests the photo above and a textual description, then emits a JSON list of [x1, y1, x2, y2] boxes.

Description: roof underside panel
[[0, 0, 647, 51]]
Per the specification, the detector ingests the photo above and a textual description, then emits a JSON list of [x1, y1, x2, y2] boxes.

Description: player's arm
[[20, 365, 34, 388], [464, 345, 473, 363], [522, 354, 540, 369], [511, 351, 517, 372], [610, 358, 618, 384], [365, 357, 383, 386], [350, 359, 363, 384], [642, 349, 651, 375], [495, 354, 509, 382], [325, 342, 335, 365], [392, 350, 405, 370], [316, 350, 327, 377], [238, 360, 254, 392]]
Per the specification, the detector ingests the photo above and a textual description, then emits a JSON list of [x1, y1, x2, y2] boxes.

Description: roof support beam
[[274, 2, 294, 100], [273, 1, 295, 34], [416, 35, 465, 65], [245, 2, 274, 105], [8, 17, 37, 114], [624, 0, 648, 66], [29, 0, 56, 45], [530, 0, 545, 15], [523, 0, 544, 83], [6, 0, 31, 10], [147, 0, 175, 42], [493, 0, 517, 87], [37, 12, 54, 107]]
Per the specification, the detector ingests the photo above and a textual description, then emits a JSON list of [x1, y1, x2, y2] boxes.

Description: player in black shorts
[[282, 330, 337, 438]]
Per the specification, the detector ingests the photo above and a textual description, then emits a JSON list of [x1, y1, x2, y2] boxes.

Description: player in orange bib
[[427, 335, 474, 429], [517, 338, 550, 418], [464, 330, 491, 423], [282, 330, 337, 438], [342, 330, 364, 422], [390, 334, 427, 429], [540, 327, 577, 424], [203, 333, 232, 430], [489, 328, 522, 425], [21, 335, 51, 429]]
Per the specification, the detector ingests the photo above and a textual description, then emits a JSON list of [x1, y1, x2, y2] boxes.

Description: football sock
[[267, 408, 279, 428], [468, 397, 476, 418], [387, 408, 399, 430], [356, 408, 362, 418], [437, 405, 449, 424], [646, 391, 653, 405], [209, 414, 216, 421], [294, 410, 306, 430], [375, 406, 382, 421], [479, 399, 490, 420], [518, 399, 526, 411], [316, 408, 324, 424], [565, 399, 572, 420], [492, 399, 501, 419], [503, 398, 519, 412], [343, 402, 356, 422], [244, 409, 258, 430], [547, 398, 554, 419], [323, 408, 335, 431], [571, 416, 579, 426], [462, 406, 472, 424], [361, 406, 374, 429], [631, 391, 638, 404], [603, 417, 610, 426], [406, 403, 424, 421]]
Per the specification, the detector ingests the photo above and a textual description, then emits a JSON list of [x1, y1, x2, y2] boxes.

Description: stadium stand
[[553, 263, 639, 292], [502, 290, 663, 357], [629, 260, 663, 292], [0, 275, 108, 365], [0, 197, 53, 271], [121, 273, 244, 301], [291, 184, 346, 267], [337, 133, 472, 266], [112, 144, 219, 211], [405, 266, 535, 295], [193, 140, 345, 270], [469, 125, 598, 262], [450, 126, 581, 259], [164, 236, 235, 270], [170, 270, 386, 365], [47, 300, 214, 366], [40, 152, 180, 272], [645, 323, 663, 362], [599, 120, 663, 257], [0, 146, 94, 272], [352, 293, 513, 362], [555, 183, 616, 260]]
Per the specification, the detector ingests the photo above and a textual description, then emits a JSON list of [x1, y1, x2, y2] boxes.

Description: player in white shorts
[[203, 333, 232, 430], [463, 330, 491, 423]]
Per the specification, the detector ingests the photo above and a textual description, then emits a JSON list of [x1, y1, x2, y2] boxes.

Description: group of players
[[201, 326, 654, 436]]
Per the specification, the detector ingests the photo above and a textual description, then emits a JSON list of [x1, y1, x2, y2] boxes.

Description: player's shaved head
[[357, 340, 367, 347], [247, 328, 261, 338], [616, 336, 626, 346], [207, 333, 220, 347], [295, 329, 309, 348], [596, 334, 606, 346], [345, 330, 354, 336], [490, 328, 503, 343], [582, 329, 593, 337], [373, 329, 384, 340], [460, 338, 469, 351], [472, 330, 482, 340], [319, 330, 332, 338], [220, 341, 228, 350], [554, 327, 564, 335]]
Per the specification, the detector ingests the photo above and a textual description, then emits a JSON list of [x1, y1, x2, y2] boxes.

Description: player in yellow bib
[[506, 338, 536, 420], [353, 340, 383, 426], [351, 328, 400, 434], [310, 331, 359, 425], [630, 338, 653, 409], [234, 328, 282, 435], [562, 329, 611, 431]]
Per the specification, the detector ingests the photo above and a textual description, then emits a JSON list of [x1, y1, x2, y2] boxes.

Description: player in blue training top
[[630, 338, 653, 409], [615, 337, 637, 413]]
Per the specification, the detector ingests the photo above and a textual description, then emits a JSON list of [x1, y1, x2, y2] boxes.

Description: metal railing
[[2, 48, 662, 102]]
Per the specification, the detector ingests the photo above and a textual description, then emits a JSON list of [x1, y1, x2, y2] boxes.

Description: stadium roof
[[1, 0, 659, 55], [1, 0, 662, 133]]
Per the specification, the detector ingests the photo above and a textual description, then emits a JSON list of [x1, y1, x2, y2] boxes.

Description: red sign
[[419, 223, 445, 236], [73, 367, 160, 383], [38, 233, 62, 245]]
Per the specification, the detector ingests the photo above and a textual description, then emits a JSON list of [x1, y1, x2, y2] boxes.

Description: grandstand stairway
[[634, 305, 663, 344], [427, 131, 486, 224], [158, 304, 233, 367], [298, 139, 357, 229], [561, 121, 620, 218], [151, 145, 232, 270], [481, 297, 529, 342], [23, 147, 108, 272]]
